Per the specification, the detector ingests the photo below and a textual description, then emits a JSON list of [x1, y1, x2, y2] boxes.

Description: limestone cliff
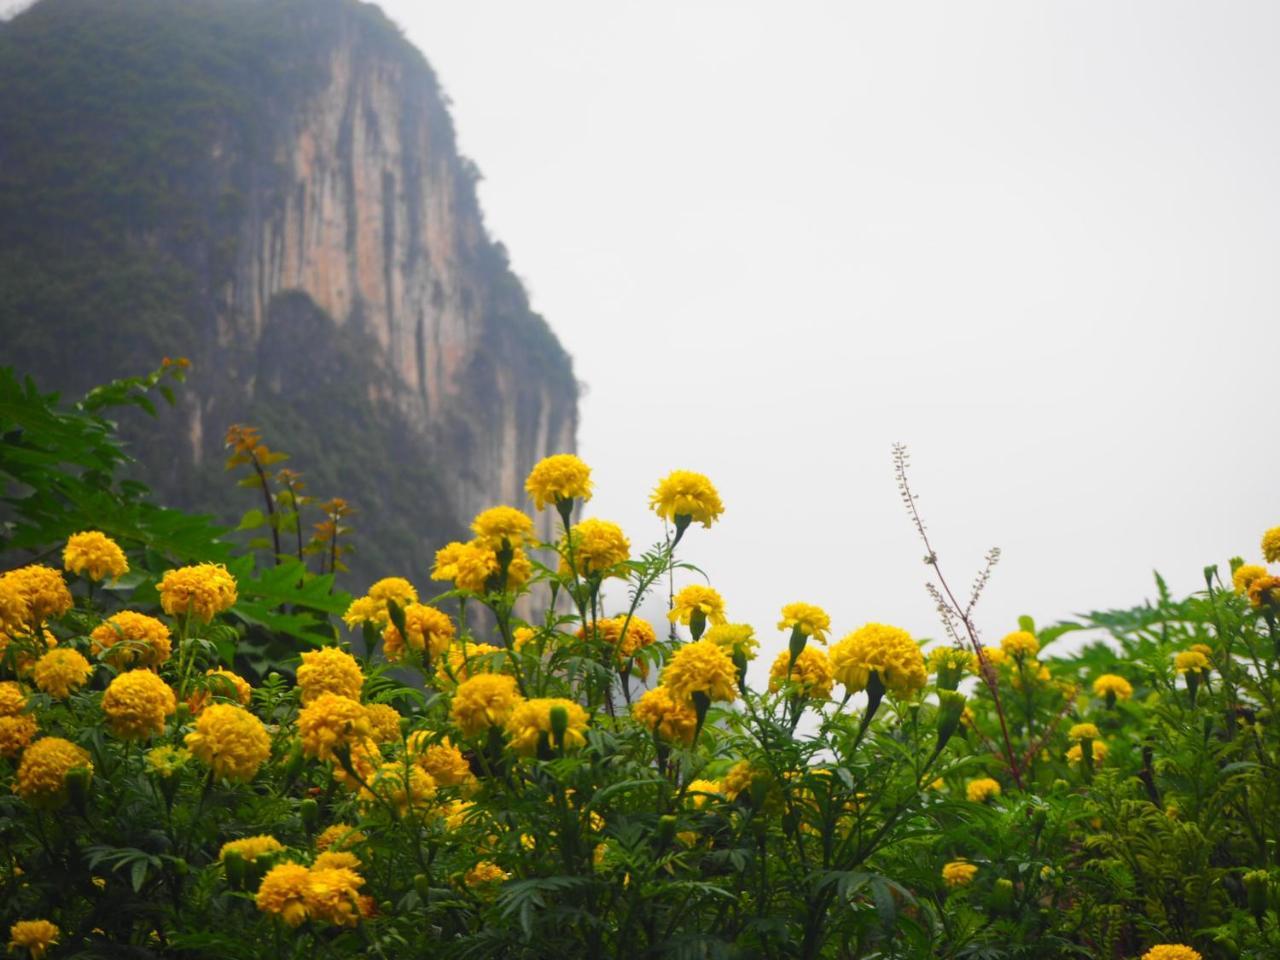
[[0, 0, 578, 580]]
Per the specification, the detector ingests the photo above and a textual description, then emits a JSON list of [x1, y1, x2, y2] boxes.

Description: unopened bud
[[66, 766, 92, 814], [935, 691, 966, 753], [989, 877, 1015, 915], [549, 705, 569, 748], [300, 798, 320, 832]]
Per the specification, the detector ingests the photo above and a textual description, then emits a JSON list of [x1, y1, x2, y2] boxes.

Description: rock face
[[0, 0, 577, 580]]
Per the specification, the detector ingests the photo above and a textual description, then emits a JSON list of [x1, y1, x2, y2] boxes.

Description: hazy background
[[6, 0, 1278, 678]]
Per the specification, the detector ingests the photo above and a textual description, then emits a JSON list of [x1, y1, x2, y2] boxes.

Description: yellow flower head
[[721, 760, 760, 800], [777, 603, 832, 645], [769, 646, 834, 699], [1140, 948, 1202, 960], [464, 861, 510, 887], [145, 745, 191, 777], [0, 714, 38, 759], [382, 603, 455, 663], [1263, 527, 1280, 563], [1174, 650, 1211, 675], [1000, 630, 1039, 659], [941, 860, 977, 888], [668, 584, 727, 628], [928, 646, 971, 677], [631, 685, 699, 744], [256, 861, 312, 926], [0, 565, 72, 625], [969, 646, 1006, 673], [91, 611, 172, 669], [312, 850, 361, 871], [342, 577, 418, 628], [365, 703, 402, 743], [504, 697, 590, 755], [445, 540, 533, 594], [7, 920, 59, 960], [0, 681, 27, 716], [32, 648, 92, 700], [1067, 740, 1109, 764], [471, 506, 535, 549], [297, 693, 371, 761], [1092, 674, 1133, 701], [304, 865, 365, 927], [578, 616, 658, 663], [102, 669, 176, 740], [650, 470, 724, 528], [63, 531, 128, 582], [184, 703, 271, 781], [296, 647, 364, 704], [685, 779, 724, 808], [187, 668, 253, 714], [158, 563, 237, 622], [220, 835, 284, 863], [966, 777, 1001, 803], [525, 454, 593, 510], [1233, 563, 1269, 595], [703, 623, 758, 661], [15, 736, 92, 808], [330, 737, 381, 793], [315, 823, 364, 853], [560, 519, 631, 577], [1247, 575, 1280, 610], [435, 642, 503, 687], [408, 735, 475, 788], [429, 542, 468, 583], [1068, 723, 1100, 741], [512, 626, 538, 652], [450, 673, 523, 737], [362, 762, 436, 816], [661, 639, 739, 704], [0, 577, 29, 633], [829, 623, 927, 697]]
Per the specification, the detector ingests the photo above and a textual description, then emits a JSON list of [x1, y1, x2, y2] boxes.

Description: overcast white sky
[[370, 1, 1279, 677], [6, 0, 1276, 677]]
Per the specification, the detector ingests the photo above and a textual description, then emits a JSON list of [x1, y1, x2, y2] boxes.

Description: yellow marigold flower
[[768, 646, 834, 699], [340, 596, 380, 629], [382, 602, 454, 663], [721, 760, 758, 799], [941, 860, 978, 888], [187, 668, 253, 714], [1000, 630, 1039, 659], [1190, 643, 1212, 657], [331, 736, 381, 792], [0, 577, 29, 633], [662, 638, 739, 704], [32, 648, 92, 700], [91, 611, 172, 668], [1068, 723, 1100, 741], [362, 761, 435, 815], [1092, 674, 1133, 701], [829, 623, 927, 697], [429, 542, 467, 583], [928, 646, 971, 675], [704, 623, 758, 661], [1247, 575, 1280, 609], [668, 584, 727, 628], [451, 673, 523, 737], [1174, 650, 1211, 674], [184, 703, 271, 781], [145, 745, 190, 777], [436, 641, 504, 687], [442, 799, 473, 831], [220, 835, 283, 863], [1, 565, 72, 624], [365, 703, 402, 743], [296, 646, 363, 704], [560, 518, 630, 577], [7, 920, 59, 960], [298, 693, 371, 761], [315, 823, 364, 853], [525, 453, 592, 510], [449, 541, 533, 594], [465, 861, 510, 886], [0, 681, 26, 716], [408, 735, 475, 788], [1263, 527, 1280, 564], [650, 470, 724, 528], [63, 531, 128, 582], [1233, 563, 1268, 595], [0, 714, 38, 759], [578, 616, 658, 662], [969, 646, 1006, 673], [102, 669, 176, 740], [777, 603, 831, 645], [966, 777, 1001, 803], [305, 866, 365, 926], [685, 778, 724, 808], [512, 626, 538, 652], [15, 736, 92, 808], [505, 697, 590, 755], [256, 861, 312, 926], [1141, 946, 1202, 960], [471, 506, 535, 548], [341, 577, 418, 628], [313, 850, 361, 871], [632, 686, 698, 744], [158, 563, 237, 622], [1067, 740, 1109, 764]]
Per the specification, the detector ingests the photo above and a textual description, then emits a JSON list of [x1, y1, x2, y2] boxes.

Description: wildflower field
[[1, 364, 1277, 960]]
